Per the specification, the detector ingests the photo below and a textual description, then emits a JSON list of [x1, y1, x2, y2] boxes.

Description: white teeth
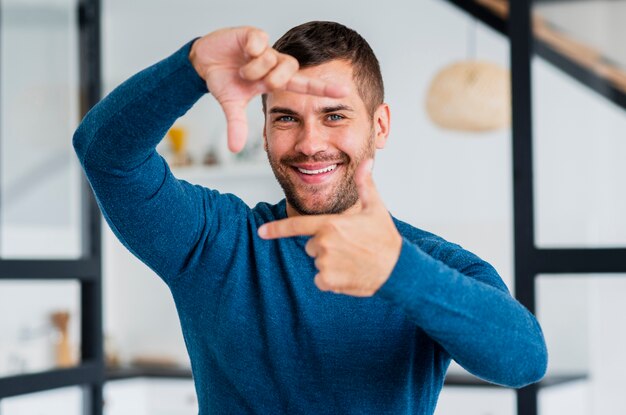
[[297, 164, 337, 175]]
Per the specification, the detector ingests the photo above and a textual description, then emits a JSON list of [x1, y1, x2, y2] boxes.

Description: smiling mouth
[[296, 164, 338, 175], [288, 162, 344, 185]]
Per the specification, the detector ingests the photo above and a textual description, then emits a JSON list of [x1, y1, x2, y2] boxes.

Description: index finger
[[258, 215, 333, 239], [285, 74, 349, 98], [242, 27, 269, 58]]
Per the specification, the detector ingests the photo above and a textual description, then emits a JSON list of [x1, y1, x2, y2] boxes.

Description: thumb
[[221, 100, 248, 153], [355, 158, 381, 210]]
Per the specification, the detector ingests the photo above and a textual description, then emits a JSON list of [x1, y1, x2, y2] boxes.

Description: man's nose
[[294, 122, 329, 156]]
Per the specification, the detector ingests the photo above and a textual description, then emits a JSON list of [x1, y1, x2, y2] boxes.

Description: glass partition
[[532, 0, 626, 248], [0, 280, 81, 377], [530, 2, 626, 413], [0, 0, 83, 258], [536, 274, 626, 415], [0, 385, 83, 415]]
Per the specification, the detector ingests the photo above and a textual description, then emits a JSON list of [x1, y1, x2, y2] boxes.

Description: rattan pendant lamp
[[425, 20, 511, 132]]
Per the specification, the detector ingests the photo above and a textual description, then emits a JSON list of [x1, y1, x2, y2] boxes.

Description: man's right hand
[[189, 27, 348, 153]]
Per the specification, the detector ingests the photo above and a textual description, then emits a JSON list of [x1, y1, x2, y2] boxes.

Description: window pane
[[0, 385, 83, 415], [532, 0, 626, 248], [0, 0, 83, 258], [0, 280, 81, 377], [537, 274, 626, 415]]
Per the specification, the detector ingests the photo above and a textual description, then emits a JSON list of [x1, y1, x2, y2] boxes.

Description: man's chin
[[278, 172, 359, 215], [289, 199, 334, 216], [287, 193, 357, 216]]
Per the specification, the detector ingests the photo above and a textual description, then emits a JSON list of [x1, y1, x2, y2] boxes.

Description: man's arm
[[73, 39, 213, 281], [259, 159, 547, 388], [377, 237, 547, 388], [73, 27, 348, 282]]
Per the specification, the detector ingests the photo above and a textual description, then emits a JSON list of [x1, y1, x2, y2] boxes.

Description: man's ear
[[374, 103, 391, 149]]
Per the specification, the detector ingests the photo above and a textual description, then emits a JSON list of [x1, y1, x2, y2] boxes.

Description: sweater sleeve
[[376, 237, 548, 388], [73, 39, 232, 282]]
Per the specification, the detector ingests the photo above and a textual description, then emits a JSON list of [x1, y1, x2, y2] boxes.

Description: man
[[74, 21, 547, 414]]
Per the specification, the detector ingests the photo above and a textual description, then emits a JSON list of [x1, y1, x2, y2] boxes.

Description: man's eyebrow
[[268, 105, 354, 116], [319, 105, 354, 113], [269, 107, 299, 116]]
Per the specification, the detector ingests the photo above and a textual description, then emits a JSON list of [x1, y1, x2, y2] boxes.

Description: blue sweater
[[73, 40, 547, 414]]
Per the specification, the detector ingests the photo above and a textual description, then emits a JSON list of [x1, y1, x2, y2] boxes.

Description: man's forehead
[[298, 58, 355, 79]]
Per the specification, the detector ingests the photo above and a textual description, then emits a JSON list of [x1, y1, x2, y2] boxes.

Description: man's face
[[263, 59, 389, 216]]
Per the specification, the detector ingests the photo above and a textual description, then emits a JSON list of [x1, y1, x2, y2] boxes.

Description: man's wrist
[[188, 38, 206, 81]]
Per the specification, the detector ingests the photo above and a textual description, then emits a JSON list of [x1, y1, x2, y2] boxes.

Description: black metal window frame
[[444, 0, 626, 112], [0, 1, 103, 414], [440, 1, 626, 414]]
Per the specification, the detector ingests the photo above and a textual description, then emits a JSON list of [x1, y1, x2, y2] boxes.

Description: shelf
[[444, 373, 587, 389], [106, 365, 192, 381], [0, 259, 100, 281], [0, 361, 104, 399], [105, 364, 586, 390]]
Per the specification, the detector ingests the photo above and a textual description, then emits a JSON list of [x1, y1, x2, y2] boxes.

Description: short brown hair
[[262, 21, 384, 116]]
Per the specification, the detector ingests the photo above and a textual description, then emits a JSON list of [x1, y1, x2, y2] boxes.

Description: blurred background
[[1, 0, 625, 414]]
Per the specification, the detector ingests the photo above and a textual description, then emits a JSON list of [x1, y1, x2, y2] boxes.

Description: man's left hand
[[258, 160, 403, 297]]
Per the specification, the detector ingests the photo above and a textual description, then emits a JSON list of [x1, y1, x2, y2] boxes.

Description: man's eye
[[277, 115, 296, 122], [327, 114, 344, 121]]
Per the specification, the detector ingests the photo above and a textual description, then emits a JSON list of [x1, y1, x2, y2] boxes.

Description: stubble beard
[[267, 129, 376, 215]]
